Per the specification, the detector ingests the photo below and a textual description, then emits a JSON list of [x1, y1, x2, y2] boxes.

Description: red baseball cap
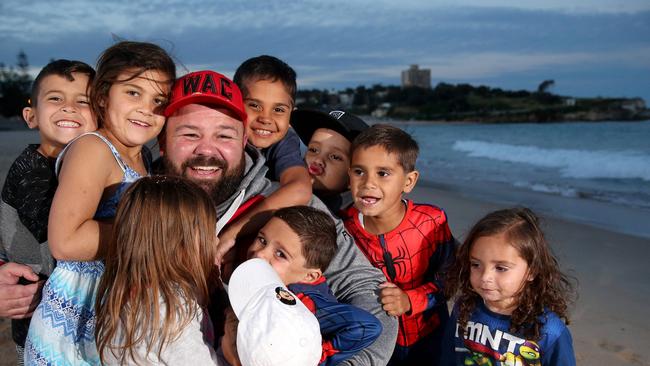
[[164, 70, 248, 124]]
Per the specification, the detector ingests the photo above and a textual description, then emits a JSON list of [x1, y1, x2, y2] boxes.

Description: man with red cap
[[158, 70, 398, 365]]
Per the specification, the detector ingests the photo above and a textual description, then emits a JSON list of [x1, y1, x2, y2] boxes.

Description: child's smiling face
[[349, 145, 417, 231], [469, 232, 532, 315], [102, 69, 170, 147], [242, 79, 293, 149], [25, 73, 96, 157]]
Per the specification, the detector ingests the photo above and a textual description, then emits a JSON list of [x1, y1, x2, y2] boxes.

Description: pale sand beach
[[1, 129, 649, 365]]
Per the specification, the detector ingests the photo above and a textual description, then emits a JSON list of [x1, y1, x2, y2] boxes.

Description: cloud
[[419, 47, 650, 80], [3, 0, 649, 45], [1, 0, 648, 102]]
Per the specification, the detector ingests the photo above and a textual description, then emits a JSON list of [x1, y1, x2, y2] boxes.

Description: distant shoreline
[[362, 115, 650, 125], [0, 117, 29, 131], [2, 115, 648, 132]]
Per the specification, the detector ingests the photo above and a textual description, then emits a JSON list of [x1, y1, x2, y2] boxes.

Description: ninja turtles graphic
[[463, 339, 541, 366]]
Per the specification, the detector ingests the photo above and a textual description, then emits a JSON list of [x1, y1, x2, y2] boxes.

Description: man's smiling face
[[162, 103, 246, 201]]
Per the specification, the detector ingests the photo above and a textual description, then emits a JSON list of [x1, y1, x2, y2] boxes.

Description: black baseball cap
[[290, 109, 369, 146]]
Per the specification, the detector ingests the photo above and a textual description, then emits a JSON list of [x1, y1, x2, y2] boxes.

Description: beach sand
[[1, 129, 649, 364]]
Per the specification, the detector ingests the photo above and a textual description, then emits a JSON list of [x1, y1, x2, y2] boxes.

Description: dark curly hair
[[445, 207, 575, 340]]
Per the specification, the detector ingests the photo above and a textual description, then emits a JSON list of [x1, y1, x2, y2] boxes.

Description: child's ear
[[402, 169, 419, 194], [22, 107, 37, 129], [303, 269, 322, 283]]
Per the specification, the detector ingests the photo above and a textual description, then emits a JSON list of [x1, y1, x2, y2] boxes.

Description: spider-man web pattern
[[344, 200, 457, 347]]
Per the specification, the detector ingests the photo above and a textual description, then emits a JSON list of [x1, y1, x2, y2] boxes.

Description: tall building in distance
[[401, 64, 431, 89]]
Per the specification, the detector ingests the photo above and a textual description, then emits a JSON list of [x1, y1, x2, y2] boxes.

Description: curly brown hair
[[445, 207, 575, 340]]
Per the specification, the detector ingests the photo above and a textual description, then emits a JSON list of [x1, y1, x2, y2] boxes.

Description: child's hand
[[379, 281, 411, 317], [215, 237, 236, 268]]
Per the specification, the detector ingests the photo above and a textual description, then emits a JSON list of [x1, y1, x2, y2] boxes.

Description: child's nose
[[257, 110, 272, 124], [60, 102, 77, 113], [362, 174, 377, 188], [313, 155, 325, 167], [480, 270, 493, 283], [252, 248, 271, 262], [137, 103, 154, 116]]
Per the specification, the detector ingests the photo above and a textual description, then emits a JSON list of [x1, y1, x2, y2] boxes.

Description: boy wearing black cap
[[290, 109, 369, 216]]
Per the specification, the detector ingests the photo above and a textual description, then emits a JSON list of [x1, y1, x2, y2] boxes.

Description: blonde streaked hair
[[95, 175, 218, 364]]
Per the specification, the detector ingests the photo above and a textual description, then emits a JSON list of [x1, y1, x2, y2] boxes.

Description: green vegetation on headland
[[2, 50, 647, 123], [0, 51, 31, 118], [296, 81, 649, 123]]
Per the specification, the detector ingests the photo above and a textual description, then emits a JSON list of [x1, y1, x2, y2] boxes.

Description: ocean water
[[397, 121, 650, 208], [2, 124, 649, 238], [391, 120, 650, 238]]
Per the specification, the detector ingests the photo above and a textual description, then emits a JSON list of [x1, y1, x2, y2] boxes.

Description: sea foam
[[453, 140, 650, 181]]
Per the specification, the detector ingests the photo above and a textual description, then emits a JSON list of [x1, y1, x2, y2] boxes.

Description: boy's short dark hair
[[30, 59, 95, 107], [351, 124, 419, 172], [272, 206, 337, 271], [233, 55, 297, 103]]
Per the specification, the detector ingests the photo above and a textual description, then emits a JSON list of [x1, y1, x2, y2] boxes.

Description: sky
[[1, 0, 649, 102]]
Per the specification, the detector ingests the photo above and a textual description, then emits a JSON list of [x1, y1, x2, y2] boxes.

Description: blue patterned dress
[[24, 132, 151, 365]]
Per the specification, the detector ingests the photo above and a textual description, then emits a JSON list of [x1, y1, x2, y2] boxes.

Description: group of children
[[0, 39, 577, 365]]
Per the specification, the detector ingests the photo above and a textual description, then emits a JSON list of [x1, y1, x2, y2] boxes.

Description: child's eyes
[[307, 147, 318, 154], [48, 96, 62, 102], [246, 102, 261, 111], [256, 236, 267, 246], [126, 90, 140, 97], [273, 107, 287, 114], [78, 99, 90, 105], [329, 154, 343, 162], [274, 250, 286, 259], [154, 97, 168, 106], [470, 261, 480, 268], [495, 265, 509, 272], [351, 168, 364, 176], [378, 170, 390, 177]]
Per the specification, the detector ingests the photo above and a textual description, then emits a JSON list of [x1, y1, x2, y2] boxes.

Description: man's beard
[[163, 154, 245, 206]]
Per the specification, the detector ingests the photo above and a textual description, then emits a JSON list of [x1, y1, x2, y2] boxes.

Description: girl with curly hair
[[440, 207, 576, 366]]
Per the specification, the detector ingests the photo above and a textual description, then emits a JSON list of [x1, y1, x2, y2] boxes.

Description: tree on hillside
[[537, 79, 555, 94], [0, 50, 32, 117]]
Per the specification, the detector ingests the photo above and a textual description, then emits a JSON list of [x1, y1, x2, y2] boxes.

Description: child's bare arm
[[276, 165, 312, 205], [219, 165, 311, 243], [48, 137, 115, 261]]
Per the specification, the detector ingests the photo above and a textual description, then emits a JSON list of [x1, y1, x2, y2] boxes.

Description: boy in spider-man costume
[[343, 124, 457, 365]]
